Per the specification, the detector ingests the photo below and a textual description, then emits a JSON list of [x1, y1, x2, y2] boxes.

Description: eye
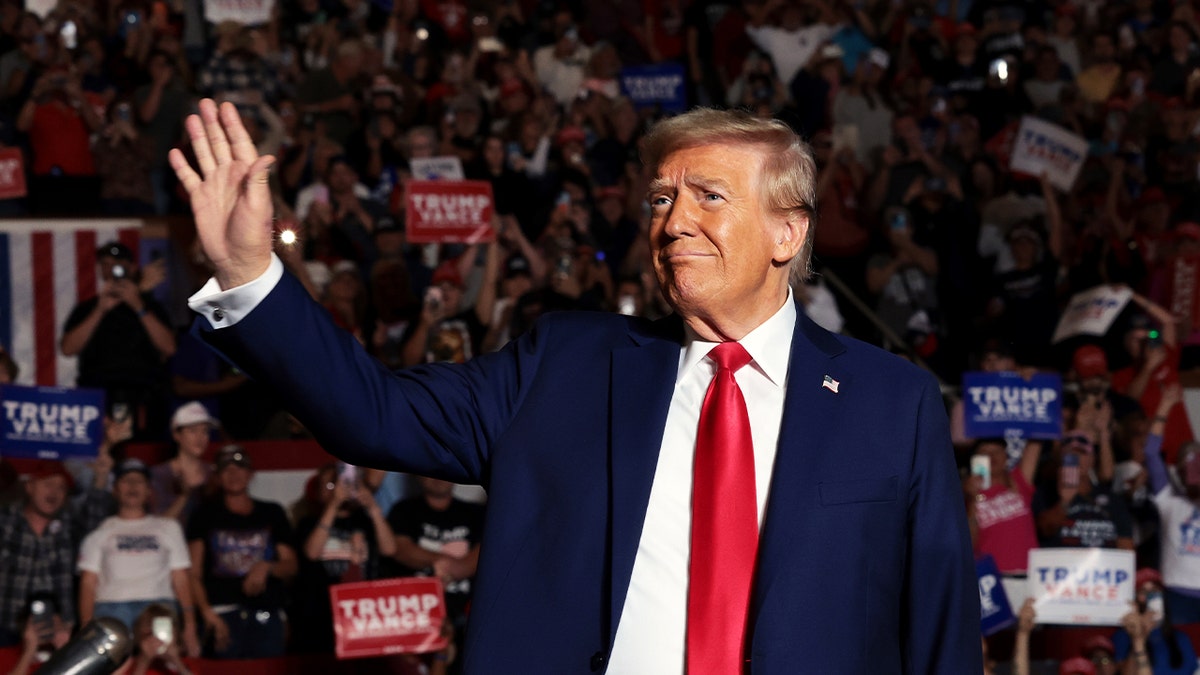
[[703, 193, 723, 202], [650, 195, 672, 208]]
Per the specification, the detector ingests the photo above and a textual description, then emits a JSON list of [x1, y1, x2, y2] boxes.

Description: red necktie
[[687, 341, 758, 674]]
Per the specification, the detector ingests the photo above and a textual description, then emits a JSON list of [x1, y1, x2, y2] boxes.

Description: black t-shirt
[[385, 498, 484, 606], [1033, 484, 1133, 548], [296, 509, 382, 584], [62, 294, 172, 389], [186, 498, 295, 609]]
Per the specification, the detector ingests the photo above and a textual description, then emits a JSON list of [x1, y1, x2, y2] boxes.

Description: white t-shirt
[[1154, 488, 1200, 591], [745, 23, 836, 86], [78, 515, 191, 602]]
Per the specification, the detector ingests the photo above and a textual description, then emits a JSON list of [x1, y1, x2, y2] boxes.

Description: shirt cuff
[[187, 254, 284, 328]]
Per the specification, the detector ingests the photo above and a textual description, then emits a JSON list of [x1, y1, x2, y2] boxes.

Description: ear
[[771, 210, 808, 265]]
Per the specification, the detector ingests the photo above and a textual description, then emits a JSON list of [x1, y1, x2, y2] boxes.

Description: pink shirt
[[975, 470, 1038, 574]]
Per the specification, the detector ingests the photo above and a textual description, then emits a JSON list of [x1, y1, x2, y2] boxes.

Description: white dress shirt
[[606, 292, 795, 674], [190, 261, 796, 672]]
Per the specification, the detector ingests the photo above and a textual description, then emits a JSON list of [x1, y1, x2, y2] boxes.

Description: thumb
[[249, 155, 276, 184]]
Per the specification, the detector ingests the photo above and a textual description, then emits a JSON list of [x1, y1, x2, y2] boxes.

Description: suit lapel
[[607, 316, 682, 644], [752, 309, 849, 615]]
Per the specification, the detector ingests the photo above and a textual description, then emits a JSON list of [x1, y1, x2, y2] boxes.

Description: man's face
[[25, 476, 67, 518], [173, 423, 209, 457], [328, 162, 357, 193], [218, 463, 251, 495], [114, 473, 149, 511], [648, 143, 800, 335]]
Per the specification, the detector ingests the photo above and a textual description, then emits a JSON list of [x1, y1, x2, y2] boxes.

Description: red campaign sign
[[1168, 254, 1200, 337], [0, 148, 27, 200], [330, 577, 449, 659], [405, 180, 495, 244]]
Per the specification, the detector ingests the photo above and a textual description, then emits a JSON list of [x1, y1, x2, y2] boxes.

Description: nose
[[660, 197, 697, 241]]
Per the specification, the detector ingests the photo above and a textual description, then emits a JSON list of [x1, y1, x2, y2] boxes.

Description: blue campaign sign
[[962, 371, 1062, 440], [978, 555, 1016, 636], [0, 385, 105, 460], [619, 63, 687, 113]]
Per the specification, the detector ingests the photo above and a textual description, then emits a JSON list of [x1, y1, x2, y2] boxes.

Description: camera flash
[[279, 229, 297, 246]]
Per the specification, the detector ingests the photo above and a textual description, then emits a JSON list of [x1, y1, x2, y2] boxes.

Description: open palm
[[169, 99, 276, 289]]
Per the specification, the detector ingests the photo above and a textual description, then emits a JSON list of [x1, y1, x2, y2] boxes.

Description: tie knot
[[708, 341, 752, 373]]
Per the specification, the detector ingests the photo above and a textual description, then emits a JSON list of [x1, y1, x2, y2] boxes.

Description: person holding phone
[[1033, 431, 1134, 550], [293, 463, 396, 653], [963, 438, 1041, 574], [1143, 395, 1200, 625], [1111, 568, 1198, 675]]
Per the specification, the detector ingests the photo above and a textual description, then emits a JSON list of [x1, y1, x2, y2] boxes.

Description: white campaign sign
[[1010, 116, 1089, 191], [203, 0, 274, 25], [1028, 548, 1135, 626], [409, 156, 465, 181], [1052, 285, 1134, 344]]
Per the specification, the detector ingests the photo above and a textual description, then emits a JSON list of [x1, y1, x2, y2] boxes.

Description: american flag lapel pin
[[822, 375, 840, 394]]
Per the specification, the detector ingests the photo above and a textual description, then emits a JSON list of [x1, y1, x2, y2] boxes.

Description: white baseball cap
[[170, 401, 220, 430]]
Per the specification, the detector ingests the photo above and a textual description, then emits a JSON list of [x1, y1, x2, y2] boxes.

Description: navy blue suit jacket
[[200, 270, 982, 673]]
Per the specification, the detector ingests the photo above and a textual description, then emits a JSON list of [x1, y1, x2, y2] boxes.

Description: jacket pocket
[[818, 476, 898, 506]]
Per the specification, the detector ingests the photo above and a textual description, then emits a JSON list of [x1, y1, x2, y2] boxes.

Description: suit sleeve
[[903, 378, 983, 674], [196, 269, 546, 486]]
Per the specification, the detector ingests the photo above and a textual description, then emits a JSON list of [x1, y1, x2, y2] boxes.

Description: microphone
[[40, 617, 133, 675]]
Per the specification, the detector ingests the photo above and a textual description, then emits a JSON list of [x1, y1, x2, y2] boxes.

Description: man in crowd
[[0, 460, 113, 646], [387, 476, 484, 638], [60, 241, 176, 438], [186, 445, 296, 658], [174, 99, 979, 672]]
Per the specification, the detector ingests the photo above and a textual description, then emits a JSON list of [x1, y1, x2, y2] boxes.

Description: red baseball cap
[[431, 260, 465, 289], [1083, 634, 1115, 656], [26, 460, 75, 491], [1136, 567, 1163, 589], [555, 126, 587, 147], [1073, 345, 1109, 379], [1060, 657, 1096, 675]]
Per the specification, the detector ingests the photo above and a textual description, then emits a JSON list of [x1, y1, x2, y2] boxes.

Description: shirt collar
[[677, 286, 797, 387]]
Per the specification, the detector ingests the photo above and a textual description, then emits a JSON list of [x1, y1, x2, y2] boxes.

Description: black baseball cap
[[114, 458, 151, 480], [215, 444, 252, 470], [97, 241, 134, 261]]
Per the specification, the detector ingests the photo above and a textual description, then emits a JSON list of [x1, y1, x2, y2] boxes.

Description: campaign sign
[[0, 148, 27, 200], [409, 156, 465, 181], [1009, 116, 1089, 191], [330, 577, 449, 659], [978, 555, 1016, 636], [1028, 548, 1135, 626], [1168, 255, 1200, 338], [203, 0, 274, 25], [0, 385, 104, 460], [962, 371, 1062, 440], [1052, 285, 1134, 343], [620, 63, 687, 113], [405, 180, 495, 244]]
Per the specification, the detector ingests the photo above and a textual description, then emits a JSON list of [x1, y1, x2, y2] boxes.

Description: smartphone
[[115, 102, 132, 123], [337, 461, 357, 486], [312, 184, 329, 205], [970, 454, 991, 491], [555, 254, 573, 278], [889, 209, 909, 232], [60, 20, 77, 50], [988, 58, 1009, 84], [1146, 590, 1165, 620], [617, 295, 637, 316], [151, 616, 173, 654], [1061, 453, 1081, 490], [424, 285, 443, 313]]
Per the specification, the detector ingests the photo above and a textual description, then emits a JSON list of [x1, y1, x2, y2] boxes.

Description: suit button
[[589, 651, 606, 671], [212, 308, 225, 322]]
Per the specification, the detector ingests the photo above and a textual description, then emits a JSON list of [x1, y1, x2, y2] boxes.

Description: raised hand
[[169, 99, 276, 290]]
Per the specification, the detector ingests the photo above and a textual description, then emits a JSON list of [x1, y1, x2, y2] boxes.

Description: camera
[[111, 264, 128, 280]]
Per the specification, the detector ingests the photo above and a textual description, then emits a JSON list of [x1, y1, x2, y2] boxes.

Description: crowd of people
[[2, 0, 1200, 670]]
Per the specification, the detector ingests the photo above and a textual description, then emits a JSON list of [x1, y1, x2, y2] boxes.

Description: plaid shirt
[[198, 53, 279, 103], [0, 489, 113, 636]]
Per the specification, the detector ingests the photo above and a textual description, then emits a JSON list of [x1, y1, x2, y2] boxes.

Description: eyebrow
[[646, 174, 735, 197]]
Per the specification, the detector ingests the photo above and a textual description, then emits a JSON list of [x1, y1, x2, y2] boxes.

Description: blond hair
[[641, 108, 819, 281]]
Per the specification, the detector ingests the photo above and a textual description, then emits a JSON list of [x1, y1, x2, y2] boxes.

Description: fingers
[[200, 99, 233, 166], [184, 113, 215, 176], [221, 101, 259, 165], [168, 148, 202, 194]]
